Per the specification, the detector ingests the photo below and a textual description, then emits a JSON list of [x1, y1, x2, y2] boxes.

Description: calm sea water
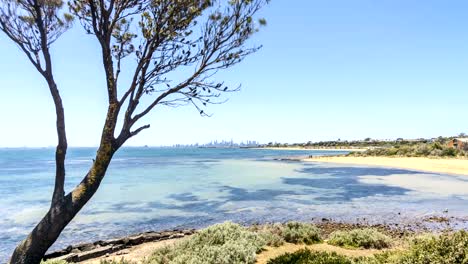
[[1, 147, 468, 261]]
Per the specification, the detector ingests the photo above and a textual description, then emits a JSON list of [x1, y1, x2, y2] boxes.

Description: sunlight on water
[[0, 148, 467, 261]]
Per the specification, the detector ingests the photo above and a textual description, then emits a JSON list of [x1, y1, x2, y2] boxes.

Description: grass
[[328, 228, 392, 249], [266, 249, 354, 264], [41, 260, 69, 264]]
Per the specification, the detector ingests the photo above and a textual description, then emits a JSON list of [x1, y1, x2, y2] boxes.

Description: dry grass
[[81, 238, 184, 264], [256, 243, 381, 264]]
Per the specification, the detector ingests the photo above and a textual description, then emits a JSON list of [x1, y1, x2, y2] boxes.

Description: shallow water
[[1, 147, 467, 261]]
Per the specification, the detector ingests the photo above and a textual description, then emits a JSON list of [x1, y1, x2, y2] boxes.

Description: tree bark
[[47, 79, 68, 206], [9, 105, 121, 264]]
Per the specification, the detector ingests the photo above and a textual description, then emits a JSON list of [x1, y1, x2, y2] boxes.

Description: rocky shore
[[44, 229, 196, 263], [44, 215, 465, 263]]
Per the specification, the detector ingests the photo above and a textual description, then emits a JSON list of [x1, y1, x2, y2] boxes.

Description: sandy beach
[[257, 147, 368, 152], [304, 156, 468, 176]]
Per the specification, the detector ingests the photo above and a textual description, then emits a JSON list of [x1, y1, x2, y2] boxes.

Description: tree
[[1, 0, 269, 263], [459, 132, 467, 138]]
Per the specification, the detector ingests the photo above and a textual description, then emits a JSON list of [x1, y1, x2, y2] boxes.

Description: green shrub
[[258, 230, 285, 247], [281, 222, 321, 245], [267, 249, 353, 264], [361, 231, 468, 264], [328, 228, 392, 249], [250, 223, 285, 247], [442, 147, 458, 157], [361, 251, 404, 264], [145, 222, 265, 264], [396, 231, 468, 264]]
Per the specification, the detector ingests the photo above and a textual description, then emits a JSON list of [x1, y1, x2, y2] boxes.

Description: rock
[[116, 249, 130, 256], [44, 228, 194, 261], [127, 235, 145, 245], [169, 233, 185, 239], [76, 242, 94, 252], [143, 232, 162, 241], [72, 245, 113, 262], [66, 245, 73, 253]]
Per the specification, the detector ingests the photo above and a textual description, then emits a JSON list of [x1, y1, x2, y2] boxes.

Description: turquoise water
[[1, 147, 468, 261]]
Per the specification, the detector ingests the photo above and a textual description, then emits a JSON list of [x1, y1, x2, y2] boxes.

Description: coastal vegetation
[[263, 138, 436, 149], [146, 222, 265, 264], [0, 0, 268, 262], [262, 134, 468, 153], [328, 229, 392, 249], [348, 142, 468, 158], [267, 230, 468, 264], [263, 134, 468, 158], [280, 222, 322, 245], [267, 250, 354, 264], [41, 222, 468, 264]]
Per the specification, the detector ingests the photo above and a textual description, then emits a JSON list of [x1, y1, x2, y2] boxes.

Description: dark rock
[[116, 249, 130, 256], [76, 242, 94, 252], [44, 229, 195, 261]]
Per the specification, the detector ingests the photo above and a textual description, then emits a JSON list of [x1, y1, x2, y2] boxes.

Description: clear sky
[[0, 0, 467, 147]]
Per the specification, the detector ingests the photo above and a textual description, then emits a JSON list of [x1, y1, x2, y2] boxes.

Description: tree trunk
[[9, 140, 117, 264]]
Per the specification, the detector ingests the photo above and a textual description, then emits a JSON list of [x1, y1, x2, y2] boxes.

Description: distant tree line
[[349, 142, 468, 158], [261, 134, 468, 157]]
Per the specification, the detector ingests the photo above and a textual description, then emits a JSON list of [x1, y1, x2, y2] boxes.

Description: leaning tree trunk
[[9, 140, 117, 264]]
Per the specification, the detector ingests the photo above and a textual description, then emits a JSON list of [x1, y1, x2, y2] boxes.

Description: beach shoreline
[[255, 147, 368, 152], [304, 156, 468, 176]]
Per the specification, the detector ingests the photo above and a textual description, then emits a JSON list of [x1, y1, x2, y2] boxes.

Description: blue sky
[[0, 0, 467, 147]]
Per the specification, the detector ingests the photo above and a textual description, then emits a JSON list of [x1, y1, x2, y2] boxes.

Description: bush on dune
[[250, 222, 321, 246], [281, 222, 322, 245], [146, 222, 265, 264], [328, 228, 392, 249], [349, 142, 466, 158], [267, 249, 353, 264], [393, 231, 468, 264], [250, 223, 285, 247], [258, 230, 285, 247]]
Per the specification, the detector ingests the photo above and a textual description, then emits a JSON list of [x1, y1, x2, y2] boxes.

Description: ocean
[[1, 147, 467, 261]]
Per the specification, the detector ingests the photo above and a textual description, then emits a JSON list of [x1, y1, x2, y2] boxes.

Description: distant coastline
[[252, 146, 368, 152], [255, 147, 368, 152]]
